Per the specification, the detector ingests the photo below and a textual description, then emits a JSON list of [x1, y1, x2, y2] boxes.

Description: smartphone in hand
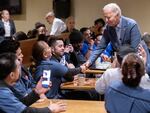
[[42, 70, 51, 88]]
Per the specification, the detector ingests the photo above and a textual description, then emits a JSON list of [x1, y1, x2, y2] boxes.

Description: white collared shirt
[[2, 19, 11, 37], [50, 18, 66, 36]]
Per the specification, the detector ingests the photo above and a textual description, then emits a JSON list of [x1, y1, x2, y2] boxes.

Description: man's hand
[[80, 65, 86, 73], [101, 53, 111, 62], [67, 63, 75, 68], [138, 44, 147, 65], [48, 101, 67, 113], [34, 78, 52, 95], [84, 60, 91, 68]]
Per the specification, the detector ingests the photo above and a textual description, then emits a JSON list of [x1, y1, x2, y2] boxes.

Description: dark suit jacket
[[89, 16, 141, 64], [0, 19, 16, 37]]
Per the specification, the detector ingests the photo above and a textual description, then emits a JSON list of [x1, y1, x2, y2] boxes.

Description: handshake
[[80, 60, 91, 73]]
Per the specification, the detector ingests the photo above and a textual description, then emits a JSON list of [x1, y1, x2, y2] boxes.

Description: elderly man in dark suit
[[86, 3, 141, 67]]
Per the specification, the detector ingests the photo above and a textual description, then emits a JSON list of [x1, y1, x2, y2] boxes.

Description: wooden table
[[61, 78, 96, 90], [85, 69, 105, 74], [31, 99, 106, 113]]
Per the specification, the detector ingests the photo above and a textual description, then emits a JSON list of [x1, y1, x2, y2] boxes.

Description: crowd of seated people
[[0, 7, 150, 113], [48, 37, 99, 100]]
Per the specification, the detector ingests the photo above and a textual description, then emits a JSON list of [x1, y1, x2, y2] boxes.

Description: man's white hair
[[103, 3, 121, 16], [45, 11, 55, 18]]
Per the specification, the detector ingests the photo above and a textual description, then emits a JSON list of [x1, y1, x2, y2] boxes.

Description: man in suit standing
[[0, 9, 16, 40], [85, 3, 141, 67]]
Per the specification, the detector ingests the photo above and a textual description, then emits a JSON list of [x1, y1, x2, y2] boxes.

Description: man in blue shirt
[[0, 53, 67, 113], [0, 40, 36, 99]]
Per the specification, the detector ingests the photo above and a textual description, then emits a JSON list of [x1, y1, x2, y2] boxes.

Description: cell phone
[[42, 70, 51, 88]]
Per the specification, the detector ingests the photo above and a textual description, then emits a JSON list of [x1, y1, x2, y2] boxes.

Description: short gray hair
[[103, 3, 121, 16], [45, 11, 55, 18]]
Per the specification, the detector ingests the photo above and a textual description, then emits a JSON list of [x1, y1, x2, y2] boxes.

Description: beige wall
[[73, 0, 150, 34], [13, 0, 150, 34], [13, 0, 53, 33]]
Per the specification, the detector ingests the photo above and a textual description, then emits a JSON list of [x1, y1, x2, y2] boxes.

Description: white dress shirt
[[2, 19, 11, 37], [50, 18, 66, 36], [95, 68, 150, 94]]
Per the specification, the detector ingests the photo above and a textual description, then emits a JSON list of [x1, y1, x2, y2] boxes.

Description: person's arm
[[62, 67, 81, 81], [22, 99, 67, 113], [22, 101, 67, 113], [87, 30, 109, 67], [22, 107, 51, 113], [100, 43, 114, 62], [95, 70, 111, 95], [102, 43, 113, 57], [139, 41, 150, 76], [20, 89, 40, 106], [21, 78, 51, 106], [50, 19, 65, 35], [63, 65, 86, 81], [11, 19, 16, 34], [130, 24, 141, 50], [67, 67, 81, 75], [50, 23, 58, 35], [84, 40, 95, 60]]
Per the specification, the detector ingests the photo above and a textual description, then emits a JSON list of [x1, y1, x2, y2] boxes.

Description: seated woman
[[105, 53, 150, 113]]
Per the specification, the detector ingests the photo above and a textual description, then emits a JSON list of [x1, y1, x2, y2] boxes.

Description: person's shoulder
[[109, 80, 150, 101], [50, 60, 68, 68], [122, 16, 137, 25], [104, 68, 121, 75], [35, 60, 51, 70], [49, 60, 60, 65], [40, 60, 61, 68], [108, 80, 123, 91], [134, 87, 150, 101], [0, 86, 13, 95], [55, 18, 64, 23], [50, 60, 68, 75]]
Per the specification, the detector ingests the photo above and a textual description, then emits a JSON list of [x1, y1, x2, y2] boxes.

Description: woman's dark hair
[[121, 53, 145, 87], [48, 36, 64, 47], [35, 22, 46, 29], [13, 31, 28, 41], [80, 27, 89, 34], [27, 29, 38, 39], [69, 31, 83, 44], [0, 53, 17, 80], [94, 18, 105, 27], [32, 41, 46, 63]]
